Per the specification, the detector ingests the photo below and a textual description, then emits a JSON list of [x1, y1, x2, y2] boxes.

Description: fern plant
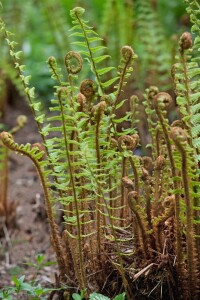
[[0, 4, 200, 300]]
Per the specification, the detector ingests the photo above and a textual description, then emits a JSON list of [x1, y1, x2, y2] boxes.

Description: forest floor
[[0, 99, 58, 298]]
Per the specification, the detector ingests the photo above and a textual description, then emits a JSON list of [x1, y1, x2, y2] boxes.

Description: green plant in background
[[0, 253, 57, 300], [0, 0, 68, 106], [0, 275, 49, 300], [0, 2, 200, 300], [134, 0, 172, 91], [0, 0, 189, 106], [98, 0, 134, 65], [0, 0, 35, 119]]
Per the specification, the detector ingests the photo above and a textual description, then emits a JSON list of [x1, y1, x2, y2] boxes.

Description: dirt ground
[[0, 99, 58, 298]]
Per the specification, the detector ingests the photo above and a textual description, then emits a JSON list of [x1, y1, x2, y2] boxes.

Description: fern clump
[[0, 4, 200, 300]]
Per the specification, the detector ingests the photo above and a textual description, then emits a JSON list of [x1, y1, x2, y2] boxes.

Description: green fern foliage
[[135, 0, 172, 90], [184, 1, 200, 158], [99, 0, 134, 65], [172, 31, 200, 166], [69, 7, 119, 95], [0, 4, 200, 300], [185, 0, 200, 60]]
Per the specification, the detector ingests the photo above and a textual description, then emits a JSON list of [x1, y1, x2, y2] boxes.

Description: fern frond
[[171, 126, 199, 299], [0, 131, 69, 280], [172, 30, 200, 172], [69, 7, 119, 96]]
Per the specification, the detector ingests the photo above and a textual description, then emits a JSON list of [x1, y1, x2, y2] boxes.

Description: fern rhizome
[[0, 5, 200, 300]]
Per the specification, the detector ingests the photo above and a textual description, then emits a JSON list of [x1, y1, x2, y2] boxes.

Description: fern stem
[[120, 157, 127, 226], [179, 48, 193, 147], [95, 118, 103, 257], [57, 89, 87, 290], [3, 26, 67, 209], [75, 12, 104, 95], [181, 149, 197, 299], [129, 156, 140, 199], [171, 127, 198, 299], [0, 133, 68, 279], [0, 147, 8, 216], [90, 104, 134, 298], [128, 192, 151, 260], [154, 94, 183, 277], [93, 164, 135, 300], [114, 60, 131, 107]]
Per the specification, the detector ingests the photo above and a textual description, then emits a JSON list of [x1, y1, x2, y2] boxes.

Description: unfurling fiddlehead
[[153, 195, 175, 253], [80, 79, 96, 102], [0, 132, 68, 280], [179, 32, 192, 54], [170, 127, 199, 299], [118, 134, 139, 224], [10, 115, 27, 134], [48, 56, 63, 84], [64, 51, 83, 75], [118, 134, 139, 152], [121, 46, 134, 65], [128, 191, 151, 259], [153, 92, 185, 288]]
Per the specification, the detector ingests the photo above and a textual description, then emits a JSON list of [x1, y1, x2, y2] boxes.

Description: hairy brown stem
[[171, 127, 198, 299], [154, 93, 184, 282], [120, 157, 127, 226]]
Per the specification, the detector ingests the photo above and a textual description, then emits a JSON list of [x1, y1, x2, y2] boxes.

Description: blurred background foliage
[[0, 0, 189, 111]]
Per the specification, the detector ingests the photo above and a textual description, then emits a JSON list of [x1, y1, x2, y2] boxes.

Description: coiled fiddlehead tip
[[101, 94, 112, 105], [163, 195, 175, 209], [130, 95, 139, 110], [148, 86, 159, 100], [0, 131, 12, 142], [0, 131, 15, 149], [179, 32, 192, 52], [132, 133, 139, 147], [142, 156, 153, 171], [163, 195, 175, 219], [57, 87, 68, 98], [97, 100, 107, 111], [48, 56, 57, 65], [171, 120, 184, 128], [130, 95, 139, 102], [80, 79, 96, 100], [170, 126, 188, 148], [70, 7, 85, 19], [121, 176, 134, 190], [118, 134, 139, 151], [64, 51, 83, 75], [16, 115, 27, 127], [155, 155, 165, 170], [121, 46, 134, 63], [154, 92, 172, 110]]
